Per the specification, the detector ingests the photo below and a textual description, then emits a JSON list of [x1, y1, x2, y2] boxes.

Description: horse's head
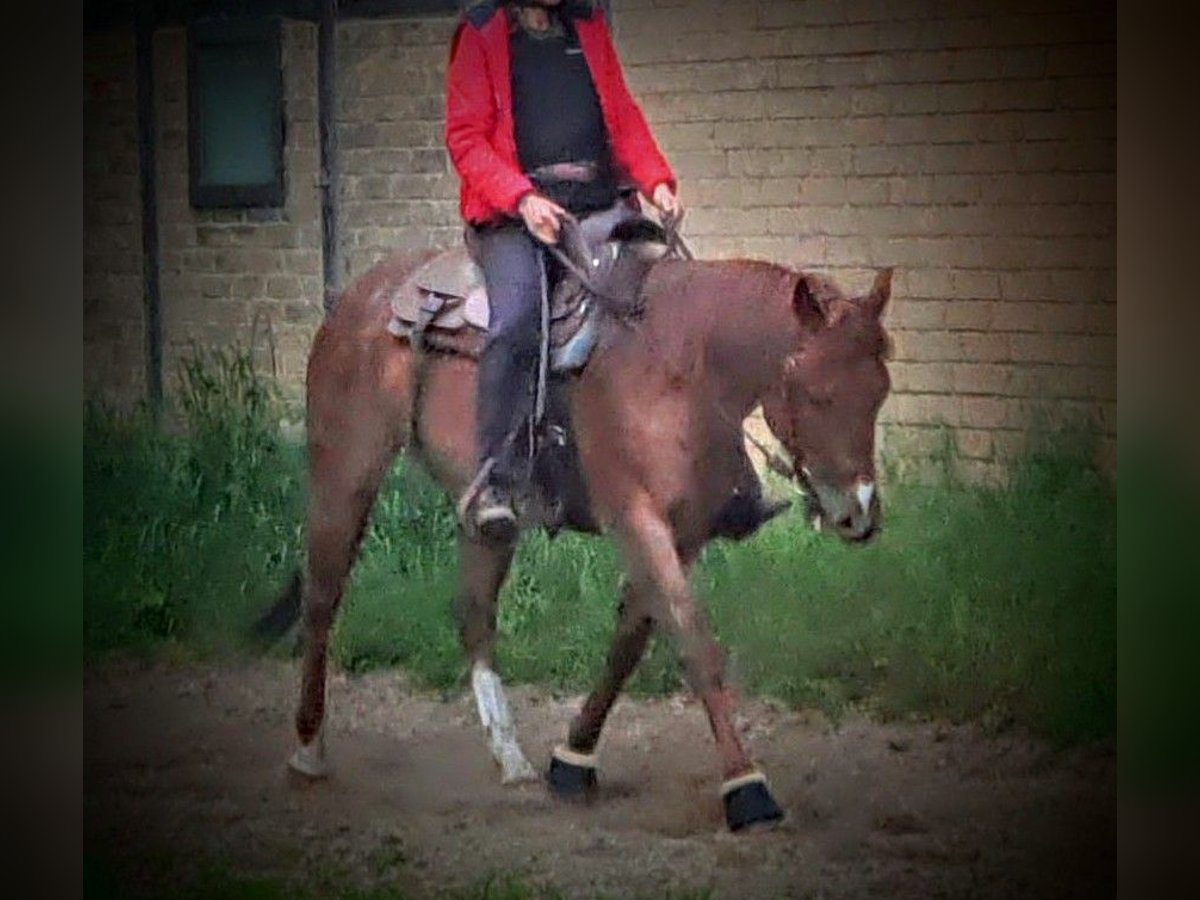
[[763, 268, 893, 543]]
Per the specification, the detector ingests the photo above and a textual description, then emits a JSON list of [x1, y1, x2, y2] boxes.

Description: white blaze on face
[[856, 480, 875, 516], [471, 662, 537, 784]]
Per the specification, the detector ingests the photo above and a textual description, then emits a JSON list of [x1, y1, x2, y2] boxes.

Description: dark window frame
[[188, 16, 286, 209]]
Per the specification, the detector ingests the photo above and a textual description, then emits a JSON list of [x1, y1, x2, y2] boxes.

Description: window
[[188, 17, 284, 208]]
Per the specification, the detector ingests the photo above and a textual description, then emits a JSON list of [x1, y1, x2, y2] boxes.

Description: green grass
[[84, 350, 1116, 744]]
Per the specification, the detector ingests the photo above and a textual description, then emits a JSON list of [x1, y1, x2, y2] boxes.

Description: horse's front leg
[[548, 579, 655, 795], [615, 498, 785, 832], [455, 531, 537, 783]]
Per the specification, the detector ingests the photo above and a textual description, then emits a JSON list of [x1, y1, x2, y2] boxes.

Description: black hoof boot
[[722, 772, 785, 832], [547, 746, 597, 800]]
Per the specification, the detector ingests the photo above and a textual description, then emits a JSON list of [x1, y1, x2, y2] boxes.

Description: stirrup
[[457, 459, 518, 543], [456, 458, 496, 526]]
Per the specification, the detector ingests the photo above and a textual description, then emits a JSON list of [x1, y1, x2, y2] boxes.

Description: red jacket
[[445, 1, 676, 225]]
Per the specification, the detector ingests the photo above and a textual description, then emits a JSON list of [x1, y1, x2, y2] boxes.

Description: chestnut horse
[[255, 245, 893, 832]]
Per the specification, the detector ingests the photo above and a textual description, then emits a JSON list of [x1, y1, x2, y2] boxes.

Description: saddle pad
[[387, 246, 490, 335]]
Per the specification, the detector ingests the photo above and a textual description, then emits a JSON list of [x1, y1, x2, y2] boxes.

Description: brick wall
[[84, 0, 1117, 478], [337, 15, 460, 280], [84, 31, 144, 404], [154, 21, 323, 389], [84, 21, 323, 403], [610, 0, 1116, 479]]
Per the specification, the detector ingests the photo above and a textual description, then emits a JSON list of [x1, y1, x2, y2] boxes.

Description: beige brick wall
[[84, 31, 144, 404], [83, 22, 323, 404], [610, 0, 1116, 480], [337, 15, 460, 280], [84, 0, 1117, 478], [154, 22, 323, 390]]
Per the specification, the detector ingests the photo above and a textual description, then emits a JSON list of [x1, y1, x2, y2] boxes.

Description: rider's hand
[[651, 183, 684, 226], [518, 192, 567, 244]]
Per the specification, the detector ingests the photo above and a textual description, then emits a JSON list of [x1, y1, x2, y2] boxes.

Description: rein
[[740, 421, 797, 481], [661, 217, 695, 261]]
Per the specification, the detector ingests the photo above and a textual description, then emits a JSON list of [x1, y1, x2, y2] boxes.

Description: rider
[[446, 0, 681, 539]]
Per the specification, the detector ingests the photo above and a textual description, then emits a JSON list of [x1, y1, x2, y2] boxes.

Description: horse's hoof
[[547, 745, 597, 799], [287, 739, 329, 780], [721, 771, 784, 833]]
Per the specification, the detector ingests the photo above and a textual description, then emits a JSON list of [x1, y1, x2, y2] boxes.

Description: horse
[[253, 233, 893, 832]]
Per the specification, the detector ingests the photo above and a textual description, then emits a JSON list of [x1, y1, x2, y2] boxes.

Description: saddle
[[385, 202, 670, 370]]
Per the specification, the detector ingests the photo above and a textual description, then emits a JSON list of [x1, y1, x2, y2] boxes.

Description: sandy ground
[[84, 659, 1114, 898]]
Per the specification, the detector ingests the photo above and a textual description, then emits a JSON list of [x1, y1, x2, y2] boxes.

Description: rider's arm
[[444, 24, 536, 218]]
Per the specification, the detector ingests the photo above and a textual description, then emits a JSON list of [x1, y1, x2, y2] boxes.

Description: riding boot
[[459, 221, 550, 541], [461, 333, 537, 542]]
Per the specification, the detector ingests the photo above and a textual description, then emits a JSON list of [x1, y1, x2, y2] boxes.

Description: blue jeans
[[472, 221, 555, 487]]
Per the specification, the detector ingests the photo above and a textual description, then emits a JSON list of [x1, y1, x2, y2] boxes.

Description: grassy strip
[[84, 351, 1115, 744]]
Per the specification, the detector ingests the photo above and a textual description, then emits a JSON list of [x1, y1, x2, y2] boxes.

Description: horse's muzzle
[[810, 478, 881, 544]]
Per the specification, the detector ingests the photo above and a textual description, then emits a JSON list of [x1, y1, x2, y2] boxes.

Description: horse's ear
[[863, 267, 893, 318], [793, 275, 828, 328]]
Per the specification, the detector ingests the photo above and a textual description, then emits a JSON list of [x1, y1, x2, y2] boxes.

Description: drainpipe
[[318, 0, 341, 313], [135, 0, 163, 414]]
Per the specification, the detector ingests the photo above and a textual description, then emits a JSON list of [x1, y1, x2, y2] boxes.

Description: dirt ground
[[84, 659, 1114, 898]]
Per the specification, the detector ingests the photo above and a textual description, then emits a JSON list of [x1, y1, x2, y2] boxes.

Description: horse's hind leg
[[455, 533, 537, 783], [569, 580, 654, 753], [290, 401, 399, 778], [547, 579, 654, 795]]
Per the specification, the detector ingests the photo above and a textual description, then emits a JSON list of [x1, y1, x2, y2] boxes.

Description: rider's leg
[[467, 222, 544, 538]]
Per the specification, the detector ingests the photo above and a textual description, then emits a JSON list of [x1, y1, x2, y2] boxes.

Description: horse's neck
[[644, 259, 801, 417]]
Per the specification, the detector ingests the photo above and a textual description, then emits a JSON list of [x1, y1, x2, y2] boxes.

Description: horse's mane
[[616, 258, 806, 392]]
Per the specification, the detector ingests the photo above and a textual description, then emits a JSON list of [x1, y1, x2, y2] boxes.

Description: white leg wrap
[[287, 725, 329, 779], [471, 663, 537, 784]]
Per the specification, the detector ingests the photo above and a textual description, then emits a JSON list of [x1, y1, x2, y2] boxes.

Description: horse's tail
[[251, 568, 303, 645]]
